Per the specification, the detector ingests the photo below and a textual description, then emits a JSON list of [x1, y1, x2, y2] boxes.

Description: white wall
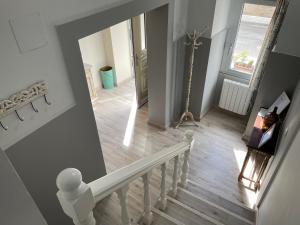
[[0, 0, 131, 150], [79, 20, 133, 88], [0, 0, 190, 150], [173, 0, 189, 41], [102, 28, 115, 72], [200, 0, 232, 117], [212, 0, 231, 36], [110, 20, 133, 84], [79, 31, 107, 90]]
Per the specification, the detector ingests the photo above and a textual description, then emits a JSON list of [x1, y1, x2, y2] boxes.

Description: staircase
[[151, 181, 255, 225], [55, 131, 256, 225]]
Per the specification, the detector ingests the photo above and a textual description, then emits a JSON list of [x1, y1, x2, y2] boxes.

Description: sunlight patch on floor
[[122, 94, 138, 147], [234, 148, 258, 208]]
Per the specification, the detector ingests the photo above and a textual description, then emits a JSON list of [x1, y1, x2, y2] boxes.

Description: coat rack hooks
[[44, 94, 51, 105], [0, 81, 51, 130], [30, 102, 39, 113], [0, 121, 8, 131], [15, 110, 24, 121]]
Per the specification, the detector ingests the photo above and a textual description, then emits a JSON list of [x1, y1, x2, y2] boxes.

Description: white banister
[[56, 131, 194, 225], [117, 185, 131, 225], [159, 162, 168, 210], [56, 168, 96, 225], [180, 130, 194, 187], [171, 155, 180, 196], [89, 141, 191, 203], [142, 171, 153, 225]]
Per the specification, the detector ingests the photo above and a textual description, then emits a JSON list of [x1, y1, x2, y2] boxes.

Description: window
[[222, 2, 276, 80]]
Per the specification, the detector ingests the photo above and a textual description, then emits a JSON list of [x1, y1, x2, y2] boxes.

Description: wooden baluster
[[159, 162, 168, 210], [117, 185, 131, 225], [142, 171, 153, 225], [180, 130, 194, 187], [56, 168, 96, 225], [179, 150, 190, 188], [171, 155, 180, 196]]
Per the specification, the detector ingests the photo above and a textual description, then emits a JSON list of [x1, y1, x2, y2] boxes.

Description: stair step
[[176, 187, 254, 225], [186, 180, 256, 222], [152, 207, 186, 225], [164, 195, 225, 225]]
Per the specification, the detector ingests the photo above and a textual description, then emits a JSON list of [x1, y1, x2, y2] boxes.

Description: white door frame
[[56, 0, 175, 129]]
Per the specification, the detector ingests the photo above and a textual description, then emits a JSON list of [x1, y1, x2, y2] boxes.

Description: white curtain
[[249, 0, 290, 90]]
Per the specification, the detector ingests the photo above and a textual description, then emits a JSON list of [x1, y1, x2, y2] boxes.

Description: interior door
[[131, 14, 148, 108]]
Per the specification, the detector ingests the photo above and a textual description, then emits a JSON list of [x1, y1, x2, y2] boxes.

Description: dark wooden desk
[[238, 109, 279, 191]]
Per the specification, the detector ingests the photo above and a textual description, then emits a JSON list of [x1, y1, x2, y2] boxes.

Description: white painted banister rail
[[56, 131, 194, 225], [56, 168, 96, 225]]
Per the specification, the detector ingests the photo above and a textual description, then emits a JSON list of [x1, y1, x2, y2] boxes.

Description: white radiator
[[219, 79, 253, 115]]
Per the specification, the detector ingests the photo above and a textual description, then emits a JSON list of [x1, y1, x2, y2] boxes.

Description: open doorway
[[78, 14, 147, 105], [78, 14, 150, 172]]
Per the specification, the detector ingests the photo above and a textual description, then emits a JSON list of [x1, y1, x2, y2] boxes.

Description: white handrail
[[56, 130, 194, 225], [90, 141, 189, 202]]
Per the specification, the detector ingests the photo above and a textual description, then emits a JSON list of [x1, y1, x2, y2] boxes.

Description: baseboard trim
[[148, 119, 166, 130]]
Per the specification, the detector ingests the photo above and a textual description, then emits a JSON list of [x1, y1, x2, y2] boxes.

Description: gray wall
[[187, 0, 215, 37], [0, 149, 48, 225], [5, 1, 179, 225], [257, 81, 300, 225], [275, 0, 300, 58], [188, 38, 212, 119], [172, 35, 189, 122], [176, 0, 233, 120], [147, 4, 173, 127], [244, 52, 300, 139], [173, 0, 216, 121], [245, 0, 300, 137], [6, 106, 106, 225]]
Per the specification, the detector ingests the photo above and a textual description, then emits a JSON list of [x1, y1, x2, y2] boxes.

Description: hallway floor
[[92, 79, 256, 209]]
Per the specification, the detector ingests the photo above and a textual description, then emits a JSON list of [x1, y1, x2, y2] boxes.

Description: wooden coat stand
[[176, 28, 208, 128]]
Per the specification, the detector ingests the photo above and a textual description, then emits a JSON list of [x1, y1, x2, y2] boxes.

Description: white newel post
[[117, 185, 131, 225], [159, 162, 168, 210], [56, 168, 96, 225], [142, 171, 153, 225], [171, 155, 180, 196], [180, 130, 194, 187]]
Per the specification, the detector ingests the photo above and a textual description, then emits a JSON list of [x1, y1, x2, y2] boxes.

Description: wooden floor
[[92, 79, 256, 212]]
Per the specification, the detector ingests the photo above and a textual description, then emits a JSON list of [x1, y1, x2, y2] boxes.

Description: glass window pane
[[230, 3, 275, 75]]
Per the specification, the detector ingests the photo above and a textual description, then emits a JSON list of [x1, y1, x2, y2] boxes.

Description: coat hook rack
[[15, 110, 24, 121], [30, 102, 39, 113], [176, 27, 209, 128], [0, 81, 51, 131], [0, 121, 8, 131], [44, 94, 51, 105]]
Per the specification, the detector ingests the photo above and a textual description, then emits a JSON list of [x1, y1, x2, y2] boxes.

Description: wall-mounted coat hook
[[0, 121, 8, 131], [44, 94, 51, 105], [15, 110, 24, 121], [30, 102, 39, 113]]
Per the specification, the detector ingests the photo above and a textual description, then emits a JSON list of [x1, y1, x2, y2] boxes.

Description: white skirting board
[[219, 79, 253, 115]]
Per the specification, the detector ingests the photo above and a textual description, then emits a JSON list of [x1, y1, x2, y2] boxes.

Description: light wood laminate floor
[[92, 79, 256, 210]]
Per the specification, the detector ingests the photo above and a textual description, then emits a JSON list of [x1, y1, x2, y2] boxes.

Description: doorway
[[56, 1, 174, 172], [131, 14, 148, 107], [77, 15, 150, 172]]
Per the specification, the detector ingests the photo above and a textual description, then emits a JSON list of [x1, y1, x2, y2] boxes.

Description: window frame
[[220, 0, 277, 83]]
